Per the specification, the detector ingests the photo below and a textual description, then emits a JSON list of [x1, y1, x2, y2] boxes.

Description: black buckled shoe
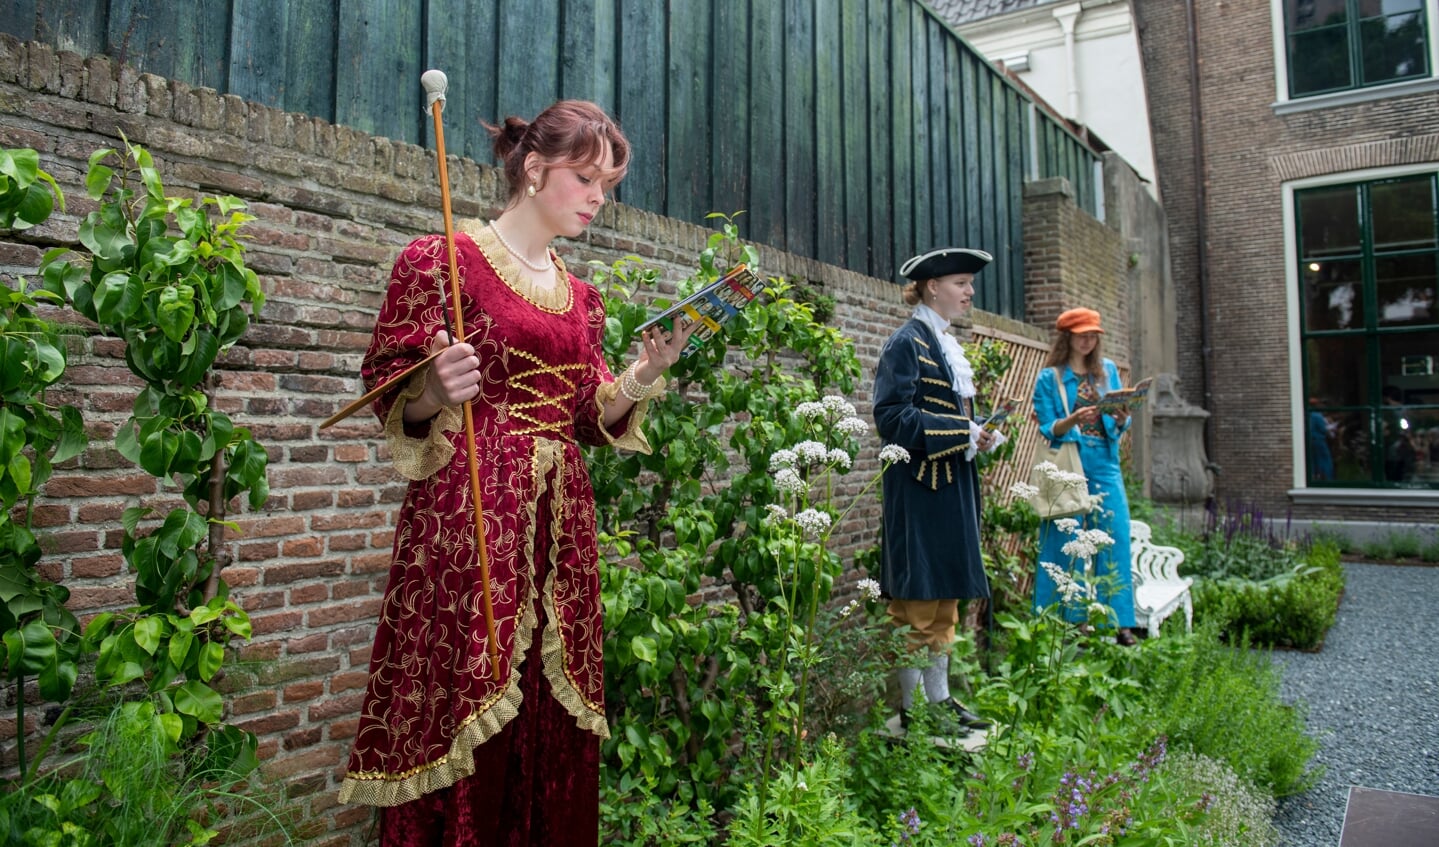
[[940, 698, 992, 730]]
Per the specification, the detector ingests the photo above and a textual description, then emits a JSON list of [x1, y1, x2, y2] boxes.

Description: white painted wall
[[954, 0, 1158, 193]]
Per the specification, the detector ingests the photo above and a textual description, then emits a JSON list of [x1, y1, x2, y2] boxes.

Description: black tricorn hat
[[899, 247, 994, 281]]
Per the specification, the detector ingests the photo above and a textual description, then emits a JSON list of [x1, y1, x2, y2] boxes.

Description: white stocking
[[897, 667, 922, 710], [921, 652, 950, 704]]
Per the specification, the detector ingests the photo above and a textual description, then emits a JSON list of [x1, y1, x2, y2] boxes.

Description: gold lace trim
[[594, 379, 660, 454], [506, 347, 589, 438], [458, 218, 572, 314], [384, 368, 461, 481]]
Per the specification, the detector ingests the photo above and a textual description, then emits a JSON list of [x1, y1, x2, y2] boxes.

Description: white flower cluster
[[768, 449, 798, 472], [793, 508, 832, 540], [1040, 561, 1094, 605], [1008, 481, 1040, 500], [795, 401, 827, 420], [840, 578, 884, 618], [878, 444, 911, 465], [1061, 528, 1115, 563], [822, 395, 857, 419], [764, 504, 789, 525], [834, 416, 870, 437], [1055, 517, 1081, 534], [1034, 461, 1087, 489], [827, 448, 852, 470], [793, 440, 830, 465], [774, 468, 807, 494]]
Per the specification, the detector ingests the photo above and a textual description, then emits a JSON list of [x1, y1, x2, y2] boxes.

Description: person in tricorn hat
[[1030, 307, 1138, 645], [872, 247, 1005, 736]]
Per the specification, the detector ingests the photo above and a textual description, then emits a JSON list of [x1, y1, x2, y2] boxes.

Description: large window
[[1283, 0, 1432, 98], [1297, 173, 1439, 488]]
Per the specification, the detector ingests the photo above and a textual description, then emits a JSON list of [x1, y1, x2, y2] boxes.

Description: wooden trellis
[[971, 323, 1052, 504]]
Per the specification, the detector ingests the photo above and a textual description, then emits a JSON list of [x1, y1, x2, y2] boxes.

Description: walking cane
[[421, 69, 502, 682]]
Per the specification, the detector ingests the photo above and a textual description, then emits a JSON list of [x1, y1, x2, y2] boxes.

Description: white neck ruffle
[[913, 304, 975, 399]]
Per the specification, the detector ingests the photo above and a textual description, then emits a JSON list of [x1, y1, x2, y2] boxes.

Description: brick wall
[[0, 34, 1093, 842], [1021, 177, 1131, 369], [1134, 1, 1439, 521]]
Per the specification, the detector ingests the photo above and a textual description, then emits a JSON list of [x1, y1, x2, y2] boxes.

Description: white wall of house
[[954, 0, 1158, 194]]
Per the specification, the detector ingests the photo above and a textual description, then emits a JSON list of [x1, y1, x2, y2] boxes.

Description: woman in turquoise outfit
[[1030, 308, 1138, 645]]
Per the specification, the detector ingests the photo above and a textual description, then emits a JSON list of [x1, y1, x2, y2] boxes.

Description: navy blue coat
[[873, 318, 990, 601]]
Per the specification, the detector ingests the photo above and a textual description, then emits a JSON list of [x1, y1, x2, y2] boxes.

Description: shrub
[[1138, 624, 1321, 796], [1193, 540, 1343, 650], [1389, 531, 1422, 560]]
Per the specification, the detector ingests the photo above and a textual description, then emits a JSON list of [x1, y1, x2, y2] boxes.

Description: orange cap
[[1056, 307, 1104, 334]]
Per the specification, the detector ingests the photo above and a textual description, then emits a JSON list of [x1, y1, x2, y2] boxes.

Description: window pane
[[1380, 331, 1439, 403], [1358, 0, 1424, 14], [1360, 13, 1429, 85], [1303, 259, 1365, 330], [1371, 178, 1436, 250], [1298, 185, 1361, 257], [1289, 0, 1349, 32], [1305, 334, 1371, 405], [1290, 27, 1354, 95], [1386, 407, 1439, 484], [1378, 404, 1437, 484], [1315, 409, 1373, 482], [1376, 254, 1437, 326]]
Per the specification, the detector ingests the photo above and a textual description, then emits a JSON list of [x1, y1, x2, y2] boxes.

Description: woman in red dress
[[339, 100, 691, 845]]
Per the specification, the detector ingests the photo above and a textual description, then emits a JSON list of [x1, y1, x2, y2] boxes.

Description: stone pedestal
[[1149, 373, 1213, 504]]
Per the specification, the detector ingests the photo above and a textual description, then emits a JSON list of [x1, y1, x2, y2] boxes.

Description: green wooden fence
[[3, 0, 1102, 320]]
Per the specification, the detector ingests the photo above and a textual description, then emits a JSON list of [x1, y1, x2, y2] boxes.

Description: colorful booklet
[[981, 397, 1021, 432], [1077, 377, 1154, 413], [636, 264, 766, 358]]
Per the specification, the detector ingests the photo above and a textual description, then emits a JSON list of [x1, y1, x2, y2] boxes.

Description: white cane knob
[[421, 70, 448, 109]]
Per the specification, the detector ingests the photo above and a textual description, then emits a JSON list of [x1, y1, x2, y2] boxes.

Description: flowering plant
[[746, 395, 905, 819]]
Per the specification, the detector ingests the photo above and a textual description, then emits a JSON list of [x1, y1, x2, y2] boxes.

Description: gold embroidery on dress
[[505, 347, 589, 437], [920, 377, 950, 388], [925, 396, 959, 411], [918, 356, 940, 368], [459, 218, 573, 314]]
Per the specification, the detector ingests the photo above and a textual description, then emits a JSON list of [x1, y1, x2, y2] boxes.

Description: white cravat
[[913, 304, 975, 399]]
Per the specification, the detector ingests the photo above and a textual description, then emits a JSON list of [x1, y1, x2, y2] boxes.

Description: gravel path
[[1271, 562, 1439, 846]]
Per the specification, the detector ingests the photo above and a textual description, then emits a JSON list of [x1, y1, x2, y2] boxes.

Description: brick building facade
[[1134, 1, 1439, 523]]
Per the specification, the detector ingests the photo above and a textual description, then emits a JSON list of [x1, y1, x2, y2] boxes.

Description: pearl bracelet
[[620, 364, 661, 403]]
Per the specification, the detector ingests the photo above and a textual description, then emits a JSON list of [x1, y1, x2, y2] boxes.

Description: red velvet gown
[[339, 221, 656, 845]]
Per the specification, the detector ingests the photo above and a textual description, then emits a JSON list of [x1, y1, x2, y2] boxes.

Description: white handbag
[[1027, 369, 1094, 519]]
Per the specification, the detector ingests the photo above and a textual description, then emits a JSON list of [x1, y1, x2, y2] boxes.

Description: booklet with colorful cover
[[636, 264, 766, 359], [980, 397, 1021, 432], [1077, 376, 1154, 413]]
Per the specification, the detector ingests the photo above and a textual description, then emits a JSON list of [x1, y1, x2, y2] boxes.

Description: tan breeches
[[887, 598, 960, 653]]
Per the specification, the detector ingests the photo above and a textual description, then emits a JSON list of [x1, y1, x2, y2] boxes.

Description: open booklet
[[635, 264, 766, 359], [1076, 376, 1154, 414], [980, 397, 1021, 432]]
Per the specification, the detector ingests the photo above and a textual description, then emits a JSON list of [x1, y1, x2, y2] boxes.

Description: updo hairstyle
[[486, 100, 630, 201]]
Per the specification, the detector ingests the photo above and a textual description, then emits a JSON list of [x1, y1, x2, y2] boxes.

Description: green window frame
[[1283, 0, 1432, 98], [1296, 173, 1439, 489]]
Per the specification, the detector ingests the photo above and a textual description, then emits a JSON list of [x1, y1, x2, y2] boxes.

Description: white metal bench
[[1130, 520, 1193, 638]]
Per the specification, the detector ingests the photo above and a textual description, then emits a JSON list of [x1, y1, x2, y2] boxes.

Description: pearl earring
[[526, 183, 537, 197]]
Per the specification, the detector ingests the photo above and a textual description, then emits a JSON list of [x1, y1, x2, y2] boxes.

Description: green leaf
[[167, 629, 195, 669], [197, 641, 224, 681], [133, 615, 166, 655], [173, 680, 224, 724], [631, 635, 658, 664]]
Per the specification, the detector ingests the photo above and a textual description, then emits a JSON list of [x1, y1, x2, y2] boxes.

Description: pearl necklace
[[490, 222, 553, 272]]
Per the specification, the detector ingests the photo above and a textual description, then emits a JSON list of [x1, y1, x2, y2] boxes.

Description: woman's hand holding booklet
[[635, 265, 765, 359]]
